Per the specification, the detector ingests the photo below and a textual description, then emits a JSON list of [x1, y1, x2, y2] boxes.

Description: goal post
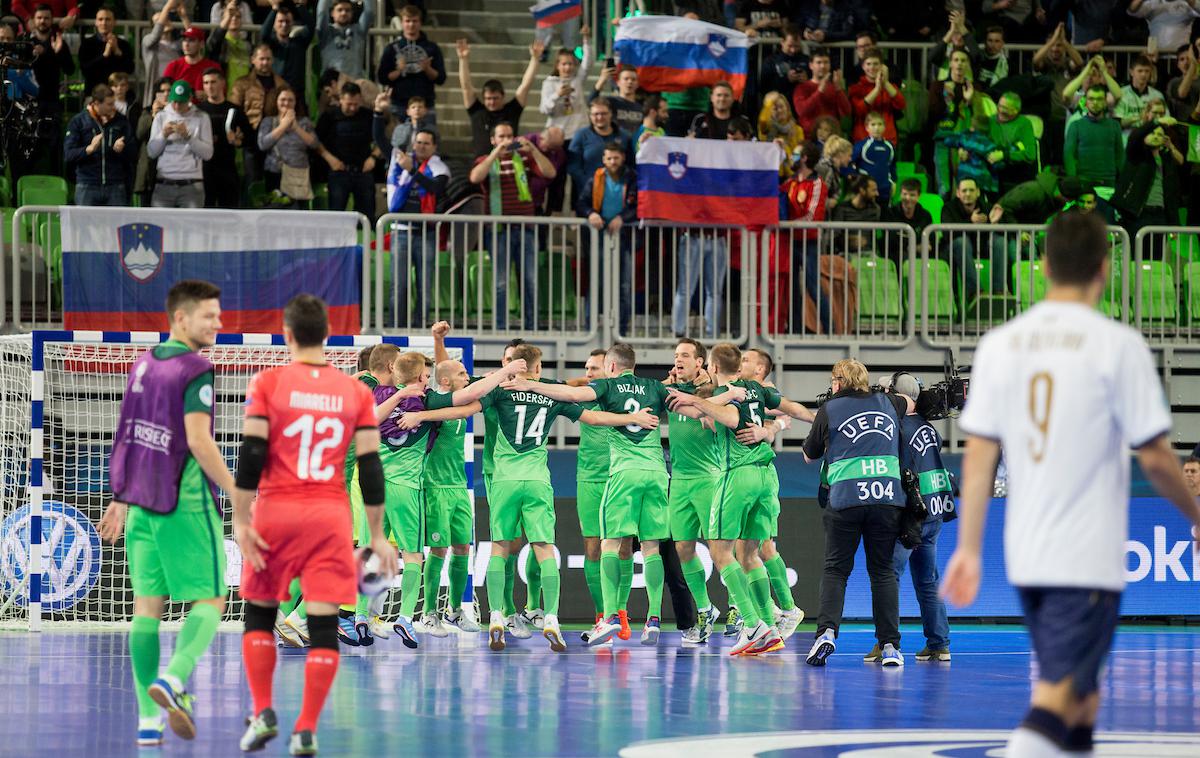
[[0, 330, 474, 630]]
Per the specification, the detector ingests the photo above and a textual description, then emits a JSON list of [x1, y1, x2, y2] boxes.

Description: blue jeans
[[602, 229, 635, 334], [329, 170, 375, 220], [672, 233, 728, 338], [947, 234, 1013, 304], [392, 228, 438, 328], [893, 517, 950, 650], [494, 226, 538, 330], [75, 183, 128, 206], [790, 237, 831, 334]]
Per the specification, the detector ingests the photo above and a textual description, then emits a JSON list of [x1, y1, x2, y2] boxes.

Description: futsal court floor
[[2, 625, 1199, 756]]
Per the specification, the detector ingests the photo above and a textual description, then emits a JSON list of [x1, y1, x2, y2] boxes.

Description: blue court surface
[[3, 625, 1200, 756]]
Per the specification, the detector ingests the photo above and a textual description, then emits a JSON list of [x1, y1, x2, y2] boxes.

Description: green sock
[[448, 553, 470, 612], [600, 551, 621, 617], [423, 553, 445, 617], [295, 600, 307, 620], [583, 558, 604, 616], [278, 579, 302, 617], [746, 566, 774, 625], [525, 550, 542, 611], [129, 615, 161, 719], [682, 557, 711, 610], [618, 557, 634, 611], [165, 603, 219, 685], [399, 561, 422, 618], [355, 593, 370, 617], [763, 554, 795, 611], [720, 563, 759, 627], [643, 554, 664, 618], [486, 555, 506, 616], [538, 558, 560, 617], [503, 554, 517, 616]]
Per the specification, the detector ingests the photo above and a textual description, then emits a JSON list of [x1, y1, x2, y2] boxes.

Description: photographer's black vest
[[824, 393, 904, 510], [899, 415, 956, 522]]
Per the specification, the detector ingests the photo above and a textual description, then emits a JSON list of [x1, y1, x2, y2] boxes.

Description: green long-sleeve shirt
[[988, 115, 1037, 166], [1064, 114, 1125, 188]]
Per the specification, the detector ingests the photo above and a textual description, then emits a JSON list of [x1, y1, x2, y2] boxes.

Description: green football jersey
[[666, 381, 720, 478], [423, 390, 466, 488], [344, 372, 380, 486], [378, 385, 453, 486], [589, 371, 669, 475], [476, 375, 560, 480], [480, 386, 583, 483], [714, 380, 782, 471], [576, 400, 611, 483]]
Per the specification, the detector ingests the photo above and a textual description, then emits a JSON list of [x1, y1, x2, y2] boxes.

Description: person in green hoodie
[[988, 92, 1038, 193], [1064, 85, 1125, 190]]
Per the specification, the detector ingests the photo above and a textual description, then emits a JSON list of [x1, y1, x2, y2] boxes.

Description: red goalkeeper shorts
[[239, 498, 356, 606]]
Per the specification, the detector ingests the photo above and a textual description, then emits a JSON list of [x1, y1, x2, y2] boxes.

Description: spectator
[[262, 1, 314, 96], [634, 94, 669, 147], [1115, 55, 1169, 139], [458, 38, 543, 158], [208, 0, 253, 24], [830, 173, 882, 253], [568, 97, 633, 207], [812, 114, 841, 151], [939, 176, 1005, 305], [207, 1, 252, 86], [930, 49, 977, 195], [944, 111, 1005, 194], [12, 0, 78, 29], [163, 27, 221, 95], [665, 85, 711, 137], [373, 93, 434, 156], [1113, 120, 1184, 248], [576, 141, 637, 333], [758, 25, 809, 113], [317, 67, 381, 113], [689, 81, 737, 139], [988, 91, 1038, 191], [1128, 0, 1199, 53], [931, 10, 979, 83], [1064, 84, 1125, 189], [675, 0, 728, 26], [981, 0, 1046, 43], [316, 81, 380, 219], [816, 134, 853, 209], [26, 4, 74, 126], [591, 63, 643, 135], [534, 0, 580, 56], [1166, 42, 1200, 118], [109, 72, 139, 124], [884, 177, 934, 241], [727, 115, 754, 140], [539, 34, 594, 141], [134, 78, 171, 207], [1032, 23, 1083, 162], [976, 26, 1010, 93], [378, 5, 447, 120], [64, 83, 136, 206], [230, 44, 288, 187], [735, 0, 792, 37], [467, 122, 557, 330], [848, 47, 905, 143], [876, 2, 940, 42], [800, 0, 870, 43], [524, 125, 567, 213], [848, 30, 878, 80], [147, 80, 214, 208], [852, 112, 896, 203], [0, 21, 33, 98], [792, 48, 851, 137], [79, 8, 135, 93], [758, 91, 805, 176], [197, 67, 251, 208], [1068, 0, 1117, 51], [141, 0, 185, 107], [385, 128, 450, 327], [1063, 55, 1122, 133], [317, 0, 375, 81], [257, 88, 319, 205], [991, 169, 1070, 224], [782, 141, 830, 334]]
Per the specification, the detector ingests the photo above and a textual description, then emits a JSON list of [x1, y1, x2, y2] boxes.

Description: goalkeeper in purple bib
[[99, 280, 237, 747]]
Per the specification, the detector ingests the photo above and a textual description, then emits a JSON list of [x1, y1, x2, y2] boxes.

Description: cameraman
[[801, 359, 912, 667]]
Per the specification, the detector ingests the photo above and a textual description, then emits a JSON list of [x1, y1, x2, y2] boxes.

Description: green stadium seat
[[0, 175, 11, 207], [904, 258, 955, 321], [17, 175, 68, 206], [466, 251, 520, 321], [538, 249, 578, 322], [896, 169, 928, 196], [1012, 260, 1047, 310], [918, 193, 943, 223], [1184, 262, 1200, 323], [1137, 260, 1177, 322], [850, 255, 902, 326]]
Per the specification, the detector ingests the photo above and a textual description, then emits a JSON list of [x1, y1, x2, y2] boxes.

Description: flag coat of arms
[[61, 208, 362, 333], [613, 15, 750, 99], [637, 136, 780, 227], [530, 0, 581, 28]]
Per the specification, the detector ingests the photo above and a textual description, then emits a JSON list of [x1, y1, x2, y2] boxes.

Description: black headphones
[[885, 371, 923, 395]]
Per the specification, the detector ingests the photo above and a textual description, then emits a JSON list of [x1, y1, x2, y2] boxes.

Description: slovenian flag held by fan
[[637, 136, 780, 227], [614, 15, 750, 99], [529, 0, 581, 28]]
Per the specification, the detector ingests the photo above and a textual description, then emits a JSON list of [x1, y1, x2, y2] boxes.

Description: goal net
[[0, 333, 473, 629]]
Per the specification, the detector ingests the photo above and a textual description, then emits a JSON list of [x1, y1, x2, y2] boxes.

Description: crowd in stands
[[4, 0, 1199, 329]]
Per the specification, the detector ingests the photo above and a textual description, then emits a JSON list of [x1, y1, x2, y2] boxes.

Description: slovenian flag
[[60, 208, 363, 334], [529, 0, 581, 28], [614, 15, 750, 99], [637, 136, 780, 227]]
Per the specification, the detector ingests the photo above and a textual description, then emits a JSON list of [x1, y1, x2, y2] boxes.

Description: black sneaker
[[289, 730, 318, 756], [239, 707, 278, 752]]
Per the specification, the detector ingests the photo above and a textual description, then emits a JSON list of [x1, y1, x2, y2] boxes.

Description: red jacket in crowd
[[791, 79, 852, 139], [848, 75, 906, 143]]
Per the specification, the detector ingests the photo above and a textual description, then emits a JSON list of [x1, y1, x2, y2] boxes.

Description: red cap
[[182, 26, 206, 41]]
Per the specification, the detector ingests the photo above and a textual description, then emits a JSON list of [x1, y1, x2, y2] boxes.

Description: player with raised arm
[[668, 343, 813, 656], [99, 280, 235, 747], [942, 211, 1200, 758], [232, 295, 400, 757]]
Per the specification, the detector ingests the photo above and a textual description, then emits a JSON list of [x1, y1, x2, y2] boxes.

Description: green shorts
[[425, 486, 474, 548], [669, 475, 716, 542], [384, 481, 425, 554], [767, 464, 781, 539], [127, 504, 227, 602], [600, 469, 669, 541], [577, 480, 606, 538], [710, 466, 774, 542], [348, 465, 370, 545], [487, 479, 556, 544]]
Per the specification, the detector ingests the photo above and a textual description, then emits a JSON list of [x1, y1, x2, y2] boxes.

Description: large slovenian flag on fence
[[529, 0, 581, 28], [60, 208, 361, 333], [637, 136, 780, 227], [613, 15, 750, 99]]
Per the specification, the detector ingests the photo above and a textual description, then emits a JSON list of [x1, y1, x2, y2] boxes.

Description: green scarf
[[489, 150, 532, 215]]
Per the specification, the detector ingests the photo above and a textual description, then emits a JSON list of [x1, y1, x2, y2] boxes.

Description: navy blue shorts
[[1018, 587, 1121, 697]]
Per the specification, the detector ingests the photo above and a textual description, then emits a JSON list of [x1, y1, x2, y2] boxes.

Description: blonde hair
[[832, 359, 870, 391], [395, 352, 428, 384], [823, 135, 852, 159], [369, 343, 400, 374], [710, 343, 741, 375], [510, 344, 543, 373]]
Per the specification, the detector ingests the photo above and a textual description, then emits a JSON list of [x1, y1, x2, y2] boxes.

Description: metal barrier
[[758, 221, 917, 347], [1133, 226, 1200, 345], [920, 223, 1130, 346], [372, 213, 599, 341]]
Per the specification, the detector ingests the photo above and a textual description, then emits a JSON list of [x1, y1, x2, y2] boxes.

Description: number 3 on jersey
[[283, 414, 345, 481]]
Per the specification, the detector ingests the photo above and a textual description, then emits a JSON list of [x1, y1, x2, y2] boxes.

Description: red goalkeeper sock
[[294, 648, 340, 733], [241, 630, 276, 716]]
